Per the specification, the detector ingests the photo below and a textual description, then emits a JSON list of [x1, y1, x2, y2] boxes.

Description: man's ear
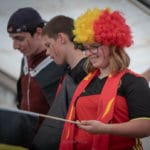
[[57, 32, 68, 44], [35, 27, 43, 39], [36, 27, 43, 33]]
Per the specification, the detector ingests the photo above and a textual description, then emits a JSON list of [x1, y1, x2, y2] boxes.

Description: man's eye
[[45, 44, 50, 48], [14, 37, 25, 41]]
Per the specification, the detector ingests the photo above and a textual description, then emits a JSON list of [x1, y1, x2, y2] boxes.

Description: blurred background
[[0, 0, 149, 148]]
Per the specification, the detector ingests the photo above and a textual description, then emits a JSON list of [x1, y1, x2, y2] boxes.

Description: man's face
[[9, 32, 39, 56], [42, 34, 66, 65]]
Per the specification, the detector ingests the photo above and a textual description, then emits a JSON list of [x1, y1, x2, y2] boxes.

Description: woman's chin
[[92, 63, 101, 69]]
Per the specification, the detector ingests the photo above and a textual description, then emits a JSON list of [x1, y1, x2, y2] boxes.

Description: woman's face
[[42, 35, 66, 65], [84, 43, 110, 69]]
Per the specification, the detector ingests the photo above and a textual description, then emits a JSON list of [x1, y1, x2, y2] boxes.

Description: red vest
[[59, 69, 143, 150]]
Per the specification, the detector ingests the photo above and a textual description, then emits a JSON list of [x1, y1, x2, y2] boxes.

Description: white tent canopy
[[0, 0, 150, 79]]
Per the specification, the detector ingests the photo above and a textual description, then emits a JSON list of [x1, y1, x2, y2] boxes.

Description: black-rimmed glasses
[[83, 45, 101, 54]]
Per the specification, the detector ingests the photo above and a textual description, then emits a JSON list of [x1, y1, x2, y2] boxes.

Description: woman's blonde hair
[[85, 46, 130, 74]]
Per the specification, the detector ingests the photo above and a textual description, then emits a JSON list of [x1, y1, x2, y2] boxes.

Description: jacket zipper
[[27, 71, 31, 111]]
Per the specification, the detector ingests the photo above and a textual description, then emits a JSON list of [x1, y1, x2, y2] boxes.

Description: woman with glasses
[[59, 8, 150, 150]]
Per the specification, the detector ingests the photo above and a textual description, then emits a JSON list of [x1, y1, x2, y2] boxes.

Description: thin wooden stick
[[39, 113, 77, 124], [0, 107, 77, 124]]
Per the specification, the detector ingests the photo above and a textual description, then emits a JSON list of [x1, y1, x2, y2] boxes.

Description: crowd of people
[[1, 6, 150, 150]]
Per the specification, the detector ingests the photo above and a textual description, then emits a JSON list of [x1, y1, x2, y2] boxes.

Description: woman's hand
[[77, 119, 150, 138], [77, 120, 106, 134]]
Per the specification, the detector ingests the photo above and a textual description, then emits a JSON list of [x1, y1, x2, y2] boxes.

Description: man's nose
[[13, 40, 20, 50]]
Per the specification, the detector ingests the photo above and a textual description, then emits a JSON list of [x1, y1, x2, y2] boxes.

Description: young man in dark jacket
[[5, 7, 66, 148], [7, 7, 66, 116], [32, 15, 87, 150]]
